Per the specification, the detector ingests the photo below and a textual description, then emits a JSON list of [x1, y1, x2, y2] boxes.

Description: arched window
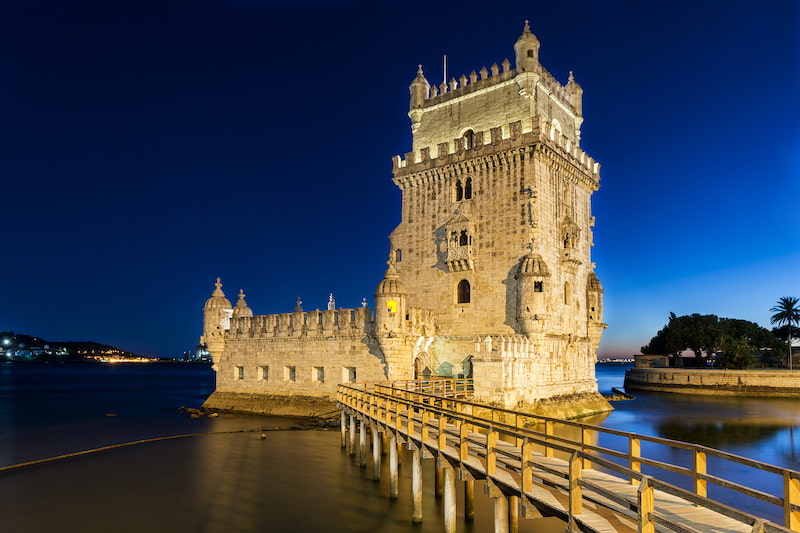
[[457, 280, 471, 304], [459, 230, 469, 246], [455, 179, 463, 201], [463, 129, 474, 150], [464, 177, 473, 199]]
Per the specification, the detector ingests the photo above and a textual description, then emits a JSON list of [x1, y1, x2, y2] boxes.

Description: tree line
[[641, 297, 799, 369]]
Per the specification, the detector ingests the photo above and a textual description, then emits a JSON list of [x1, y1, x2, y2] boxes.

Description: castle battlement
[[228, 307, 373, 339], [392, 119, 600, 181], [422, 61, 574, 116]]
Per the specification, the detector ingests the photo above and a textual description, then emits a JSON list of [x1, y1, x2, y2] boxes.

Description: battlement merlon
[[391, 121, 601, 185], [224, 305, 437, 339]]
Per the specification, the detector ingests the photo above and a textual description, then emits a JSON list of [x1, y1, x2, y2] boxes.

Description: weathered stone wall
[[212, 334, 387, 398], [625, 368, 800, 396]]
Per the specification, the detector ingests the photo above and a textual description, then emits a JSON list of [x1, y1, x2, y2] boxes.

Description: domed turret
[[374, 259, 407, 335], [232, 289, 253, 319], [566, 71, 583, 117], [514, 20, 540, 73], [515, 254, 550, 336], [204, 277, 232, 311], [201, 277, 233, 367], [408, 65, 430, 133]]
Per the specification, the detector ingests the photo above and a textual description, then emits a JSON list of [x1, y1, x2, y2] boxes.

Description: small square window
[[314, 366, 325, 383], [343, 366, 357, 383], [259, 366, 269, 381], [284, 366, 296, 382]]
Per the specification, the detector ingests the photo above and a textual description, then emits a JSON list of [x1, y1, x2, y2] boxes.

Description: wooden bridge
[[336, 378, 799, 533]]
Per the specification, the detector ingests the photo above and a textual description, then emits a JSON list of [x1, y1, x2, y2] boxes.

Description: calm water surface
[[0, 362, 797, 531]]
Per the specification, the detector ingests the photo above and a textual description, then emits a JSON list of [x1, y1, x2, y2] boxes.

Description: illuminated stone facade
[[202, 22, 608, 416]]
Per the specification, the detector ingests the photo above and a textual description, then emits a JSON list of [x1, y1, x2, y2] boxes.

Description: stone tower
[[389, 21, 606, 408]]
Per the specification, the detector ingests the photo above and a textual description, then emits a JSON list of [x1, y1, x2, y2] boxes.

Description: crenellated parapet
[[393, 119, 600, 186], [227, 306, 374, 340]]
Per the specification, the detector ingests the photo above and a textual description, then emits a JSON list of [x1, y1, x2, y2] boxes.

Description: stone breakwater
[[624, 368, 800, 396]]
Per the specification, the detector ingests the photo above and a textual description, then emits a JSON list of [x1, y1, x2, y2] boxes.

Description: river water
[[0, 362, 797, 532]]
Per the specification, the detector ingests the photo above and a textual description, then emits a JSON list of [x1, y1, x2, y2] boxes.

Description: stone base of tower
[[517, 391, 612, 420], [202, 391, 338, 418]]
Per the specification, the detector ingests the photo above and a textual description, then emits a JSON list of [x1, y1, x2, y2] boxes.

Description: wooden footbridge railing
[[337, 378, 798, 533]]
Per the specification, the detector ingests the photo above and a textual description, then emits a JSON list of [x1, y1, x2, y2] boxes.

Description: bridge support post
[[493, 491, 509, 533], [359, 419, 367, 468], [464, 479, 475, 520], [412, 447, 423, 523], [638, 476, 654, 533], [509, 495, 519, 533], [340, 411, 347, 448], [349, 414, 356, 456], [389, 433, 399, 499], [442, 462, 456, 533], [372, 425, 382, 480], [435, 464, 444, 497]]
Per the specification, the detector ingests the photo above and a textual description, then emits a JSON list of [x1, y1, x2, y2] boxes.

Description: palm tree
[[771, 296, 800, 370]]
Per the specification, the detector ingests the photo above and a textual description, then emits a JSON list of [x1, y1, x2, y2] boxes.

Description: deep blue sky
[[1, 0, 797, 357]]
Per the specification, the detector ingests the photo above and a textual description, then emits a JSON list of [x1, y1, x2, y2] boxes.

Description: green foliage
[[641, 312, 782, 369], [717, 335, 757, 369]]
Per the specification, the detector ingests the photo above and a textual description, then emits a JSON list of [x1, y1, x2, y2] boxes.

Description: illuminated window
[[457, 280, 471, 304], [387, 300, 397, 313]]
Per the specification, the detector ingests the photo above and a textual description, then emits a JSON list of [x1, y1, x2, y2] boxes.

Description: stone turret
[[566, 71, 583, 117], [374, 259, 407, 336], [514, 20, 540, 72], [408, 65, 429, 133], [515, 254, 550, 336], [201, 278, 232, 368]]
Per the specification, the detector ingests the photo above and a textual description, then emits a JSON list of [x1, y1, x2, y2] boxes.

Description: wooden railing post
[[638, 476, 655, 533], [581, 427, 592, 469], [785, 471, 800, 531], [522, 438, 533, 493], [569, 451, 582, 516], [438, 415, 447, 451], [487, 427, 498, 475], [629, 436, 641, 484], [421, 410, 430, 443], [545, 420, 554, 458], [514, 414, 523, 447], [693, 448, 707, 498], [460, 421, 469, 461]]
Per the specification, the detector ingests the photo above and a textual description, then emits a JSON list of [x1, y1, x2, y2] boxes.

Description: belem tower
[[201, 21, 610, 418]]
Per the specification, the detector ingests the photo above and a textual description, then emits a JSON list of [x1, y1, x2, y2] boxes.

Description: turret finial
[[523, 19, 531, 33], [215, 277, 222, 290], [238, 289, 246, 300], [417, 64, 423, 75]]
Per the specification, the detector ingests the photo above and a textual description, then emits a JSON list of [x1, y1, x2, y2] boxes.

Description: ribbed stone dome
[[204, 278, 232, 310], [231, 289, 253, 318], [517, 254, 550, 277], [375, 263, 407, 295]]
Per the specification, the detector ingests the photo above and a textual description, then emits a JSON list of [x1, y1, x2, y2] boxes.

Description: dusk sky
[[1, 0, 797, 357]]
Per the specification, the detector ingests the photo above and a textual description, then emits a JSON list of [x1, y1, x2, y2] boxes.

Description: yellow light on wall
[[387, 300, 397, 313]]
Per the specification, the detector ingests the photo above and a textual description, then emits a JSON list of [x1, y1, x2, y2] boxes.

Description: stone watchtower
[[389, 21, 607, 411]]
